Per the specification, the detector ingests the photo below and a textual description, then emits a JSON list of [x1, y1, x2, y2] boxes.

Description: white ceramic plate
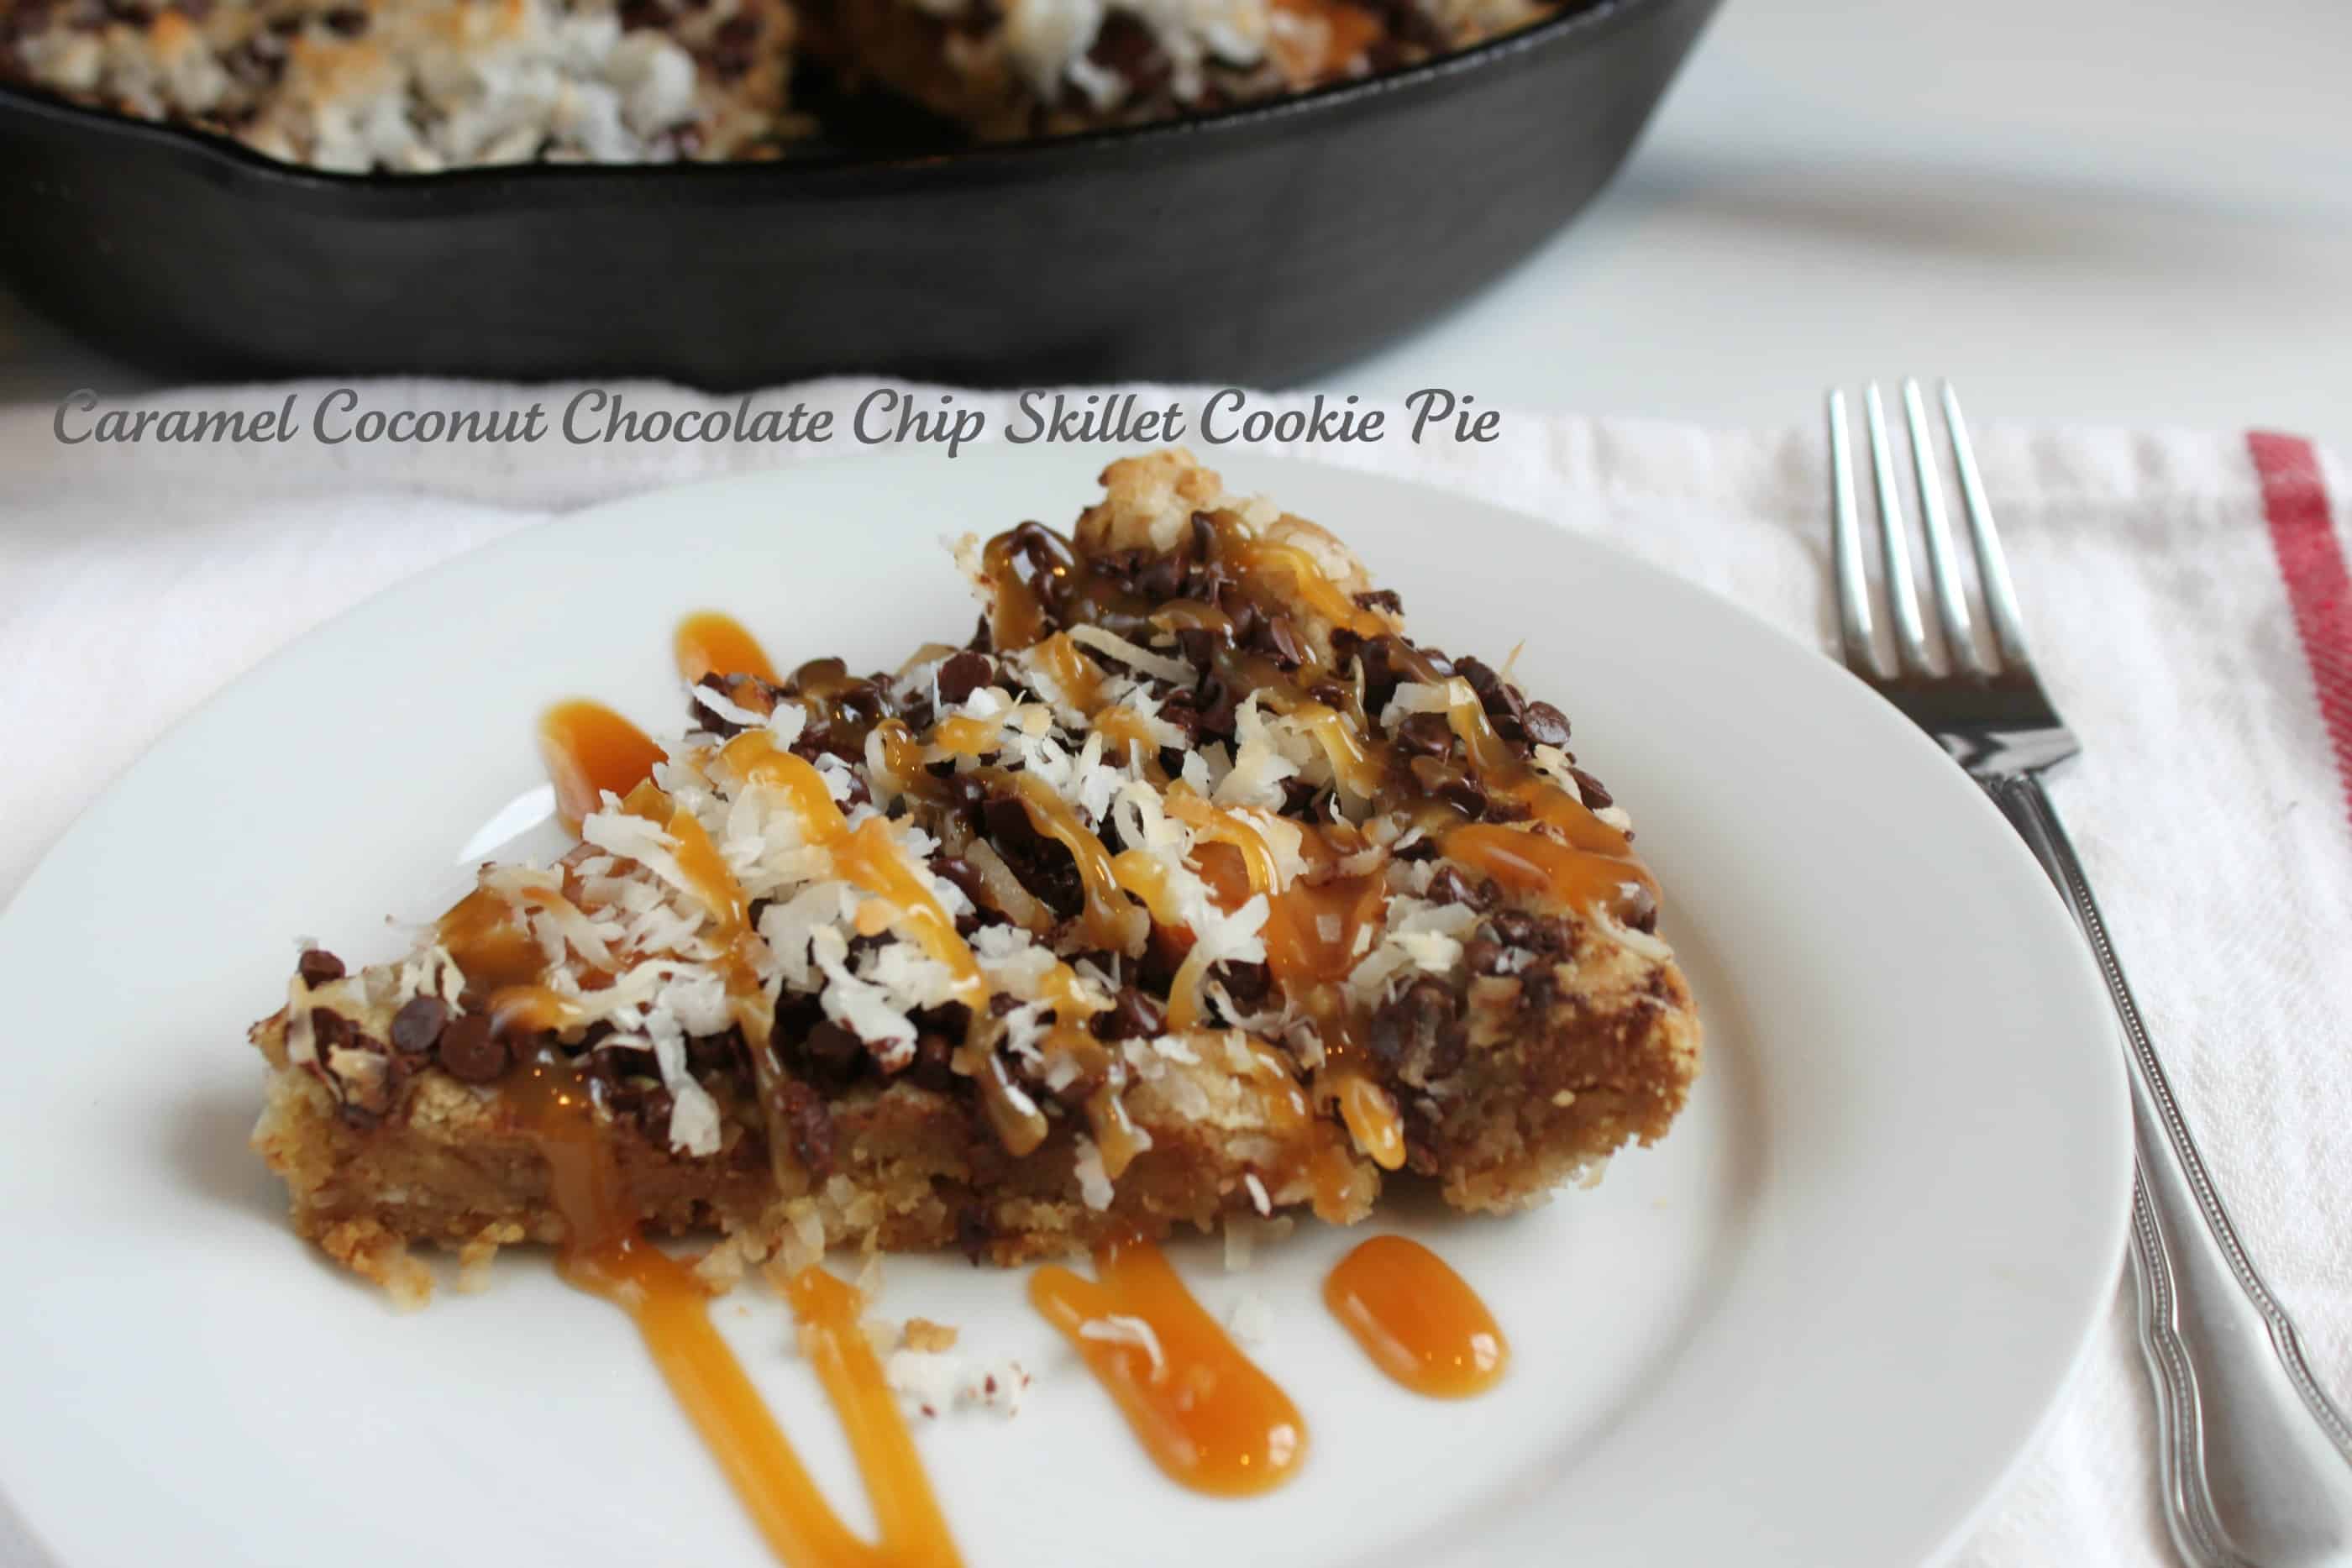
[[0, 448, 2129, 1568]]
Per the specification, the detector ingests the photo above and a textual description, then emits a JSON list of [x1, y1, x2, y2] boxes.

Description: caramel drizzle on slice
[[1029, 630, 1107, 716], [1324, 1235, 1509, 1399], [539, 699, 667, 833], [971, 765, 1147, 957], [510, 1051, 963, 1568], [1031, 1235, 1309, 1497], [723, 730, 986, 1009], [676, 610, 782, 687]]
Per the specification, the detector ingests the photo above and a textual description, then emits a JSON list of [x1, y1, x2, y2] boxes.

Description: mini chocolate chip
[[946, 773, 990, 831], [1569, 766, 1614, 810], [935, 650, 995, 706], [1463, 937, 1507, 976], [1278, 777, 1320, 820], [1136, 556, 1183, 601], [1484, 910, 1541, 948], [1195, 678, 1240, 740], [1522, 700, 1571, 748], [690, 674, 755, 737], [1218, 589, 1261, 648], [1155, 690, 1203, 742], [1435, 775, 1488, 820], [1257, 614, 1307, 669], [1426, 865, 1490, 909], [1094, 988, 1167, 1042], [1368, 977, 1455, 1067], [686, 1025, 747, 1076], [931, 854, 988, 910], [1213, 960, 1272, 1009], [297, 948, 345, 986], [436, 1015, 509, 1083], [1455, 656, 1502, 701], [1085, 9, 1167, 92], [1392, 711, 1453, 759], [984, 794, 1041, 854], [801, 1019, 864, 1072], [906, 1031, 958, 1090], [1353, 589, 1404, 615], [1621, 884, 1660, 934], [389, 995, 449, 1055]]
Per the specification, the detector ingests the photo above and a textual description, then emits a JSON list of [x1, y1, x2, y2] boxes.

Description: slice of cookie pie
[[250, 448, 1700, 1300]]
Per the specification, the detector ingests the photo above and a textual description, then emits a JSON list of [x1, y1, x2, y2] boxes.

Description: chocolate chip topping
[[1256, 613, 1307, 670], [930, 853, 989, 910], [801, 1019, 864, 1075], [1368, 976, 1466, 1085], [297, 948, 345, 986], [935, 649, 995, 707], [389, 995, 449, 1056], [1093, 987, 1167, 1042], [1426, 865, 1491, 910], [436, 1014, 509, 1083], [1392, 711, 1453, 758], [1522, 701, 1571, 749]]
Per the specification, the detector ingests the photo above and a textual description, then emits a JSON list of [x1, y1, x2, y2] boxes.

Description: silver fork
[[1829, 380, 2352, 1567]]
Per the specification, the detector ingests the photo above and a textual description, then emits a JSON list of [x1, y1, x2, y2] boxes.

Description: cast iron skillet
[[0, 0, 1719, 389]]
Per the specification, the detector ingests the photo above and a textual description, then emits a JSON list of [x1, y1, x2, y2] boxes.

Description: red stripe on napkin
[[2250, 432, 2352, 827]]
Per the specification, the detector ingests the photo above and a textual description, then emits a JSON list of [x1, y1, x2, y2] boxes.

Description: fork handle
[[1987, 773, 2352, 1567]]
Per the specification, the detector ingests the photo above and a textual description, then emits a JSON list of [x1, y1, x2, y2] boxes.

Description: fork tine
[[1940, 381, 2033, 672], [1901, 379, 1984, 675], [1863, 384, 1933, 675], [1827, 391, 1881, 675]]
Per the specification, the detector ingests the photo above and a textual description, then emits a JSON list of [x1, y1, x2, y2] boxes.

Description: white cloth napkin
[[3, 379, 2348, 1567]]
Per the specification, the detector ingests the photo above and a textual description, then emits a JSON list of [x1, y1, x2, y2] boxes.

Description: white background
[[3, 0, 2348, 447]]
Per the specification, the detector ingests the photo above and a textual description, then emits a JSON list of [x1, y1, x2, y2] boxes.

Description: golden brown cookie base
[[251, 1010, 1384, 1300]]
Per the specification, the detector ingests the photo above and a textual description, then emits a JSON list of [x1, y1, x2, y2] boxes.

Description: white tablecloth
[[3, 380, 2348, 1565]]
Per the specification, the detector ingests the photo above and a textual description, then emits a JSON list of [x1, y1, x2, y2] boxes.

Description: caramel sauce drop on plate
[[1324, 1236, 1508, 1398], [509, 1051, 963, 1568], [1032, 1235, 1310, 1497], [538, 700, 666, 833], [676, 610, 780, 684]]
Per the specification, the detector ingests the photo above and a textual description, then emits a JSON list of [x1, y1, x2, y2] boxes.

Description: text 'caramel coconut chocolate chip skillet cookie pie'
[[248, 448, 1700, 1560]]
